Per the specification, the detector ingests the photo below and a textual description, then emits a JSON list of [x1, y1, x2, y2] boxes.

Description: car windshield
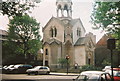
[[7, 65, 14, 68], [105, 66, 111, 69], [114, 71, 120, 77], [33, 66, 41, 69], [14, 65, 22, 68], [87, 75, 99, 81]]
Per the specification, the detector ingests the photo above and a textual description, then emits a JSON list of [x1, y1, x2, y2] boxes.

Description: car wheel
[[35, 71, 38, 75], [46, 71, 50, 75], [13, 70, 18, 74], [28, 73, 30, 75]]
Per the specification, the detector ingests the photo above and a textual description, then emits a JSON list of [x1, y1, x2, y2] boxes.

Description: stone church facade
[[43, 0, 96, 68]]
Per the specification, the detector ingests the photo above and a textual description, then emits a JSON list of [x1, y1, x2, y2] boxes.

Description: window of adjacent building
[[45, 49, 48, 55]]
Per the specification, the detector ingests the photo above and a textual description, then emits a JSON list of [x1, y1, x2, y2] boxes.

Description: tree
[[91, 2, 120, 66], [91, 2, 120, 31], [8, 14, 41, 64], [91, 2, 120, 39], [1, 0, 41, 17], [58, 58, 68, 68]]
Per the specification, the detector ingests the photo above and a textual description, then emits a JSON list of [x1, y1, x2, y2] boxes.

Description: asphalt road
[[1, 73, 79, 81]]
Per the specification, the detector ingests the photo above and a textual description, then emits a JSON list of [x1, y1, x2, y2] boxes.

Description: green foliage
[[91, 2, 120, 30], [1, 1, 41, 17], [81, 65, 101, 71], [58, 58, 68, 68], [7, 15, 41, 64], [102, 59, 111, 67], [91, 2, 120, 56], [91, 2, 120, 37], [2, 41, 25, 65], [1, 2, 30, 17]]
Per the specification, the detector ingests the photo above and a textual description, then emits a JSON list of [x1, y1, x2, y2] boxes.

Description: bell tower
[[56, 0, 72, 18]]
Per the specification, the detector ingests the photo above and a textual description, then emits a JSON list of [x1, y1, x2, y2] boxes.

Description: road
[[1, 73, 79, 81]]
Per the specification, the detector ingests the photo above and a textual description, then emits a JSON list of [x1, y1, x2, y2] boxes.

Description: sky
[[0, 0, 105, 42]]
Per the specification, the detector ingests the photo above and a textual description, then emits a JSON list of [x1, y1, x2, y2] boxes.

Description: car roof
[[113, 68, 120, 70], [34, 66, 48, 68], [105, 66, 111, 68], [80, 71, 105, 75]]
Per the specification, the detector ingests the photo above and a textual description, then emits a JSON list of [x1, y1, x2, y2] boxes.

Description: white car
[[102, 66, 111, 72], [73, 71, 112, 81], [26, 66, 50, 75]]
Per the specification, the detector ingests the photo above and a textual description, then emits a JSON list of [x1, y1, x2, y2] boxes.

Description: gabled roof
[[43, 17, 65, 31], [43, 38, 61, 45], [74, 37, 88, 46], [70, 19, 79, 26], [96, 34, 111, 46], [49, 38, 61, 45], [43, 17, 86, 32], [70, 18, 86, 32]]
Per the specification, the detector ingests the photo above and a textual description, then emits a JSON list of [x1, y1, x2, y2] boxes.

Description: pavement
[[50, 72, 79, 76]]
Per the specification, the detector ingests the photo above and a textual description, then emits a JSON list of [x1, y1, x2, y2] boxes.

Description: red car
[[106, 68, 120, 81], [113, 68, 120, 81]]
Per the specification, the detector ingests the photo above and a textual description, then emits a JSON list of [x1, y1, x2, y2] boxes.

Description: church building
[[43, 0, 96, 68]]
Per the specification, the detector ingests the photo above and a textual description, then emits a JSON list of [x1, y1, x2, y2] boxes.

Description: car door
[[101, 73, 112, 81], [38, 67, 45, 74], [43, 67, 49, 74]]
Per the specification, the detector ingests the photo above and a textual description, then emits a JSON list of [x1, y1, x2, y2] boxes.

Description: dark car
[[9, 64, 33, 74], [2, 65, 14, 74]]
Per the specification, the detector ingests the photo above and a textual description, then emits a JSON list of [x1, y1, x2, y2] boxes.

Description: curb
[[50, 73, 79, 76]]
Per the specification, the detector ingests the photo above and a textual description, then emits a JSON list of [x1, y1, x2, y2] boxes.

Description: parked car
[[73, 71, 112, 81], [105, 68, 120, 81], [5, 65, 14, 70], [3, 65, 14, 73], [26, 66, 50, 75], [0, 65, 2, 74], [73, 75, 88, 81], [102, 66, 111, 72], [9, 64, 33, 74], [3, 65, 8, 69], [2, 65, 7, 73]]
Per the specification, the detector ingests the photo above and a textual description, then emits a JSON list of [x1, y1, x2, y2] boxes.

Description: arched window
[[50, 27, 57, 37], [64, 5, 68, 10], [77, 28, 81, 36], [54, 28, 57, 37], [50, 28, 54, 37], [64, 5, 68, 17], [88, 58, 91, 65], [58, 5, 61, 9], [77, 29, 79, 36], [45, 49, 48, 55], [79, 30, 81, 36]]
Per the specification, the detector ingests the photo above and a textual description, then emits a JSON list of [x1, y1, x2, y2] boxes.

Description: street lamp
[[65, 55, 70, 74]]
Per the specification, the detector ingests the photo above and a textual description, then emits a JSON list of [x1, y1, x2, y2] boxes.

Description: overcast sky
[[0, 0, 105, 42]]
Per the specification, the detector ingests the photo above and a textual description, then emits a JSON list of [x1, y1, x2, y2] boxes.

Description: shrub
[[80, 65, 101, 71]]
